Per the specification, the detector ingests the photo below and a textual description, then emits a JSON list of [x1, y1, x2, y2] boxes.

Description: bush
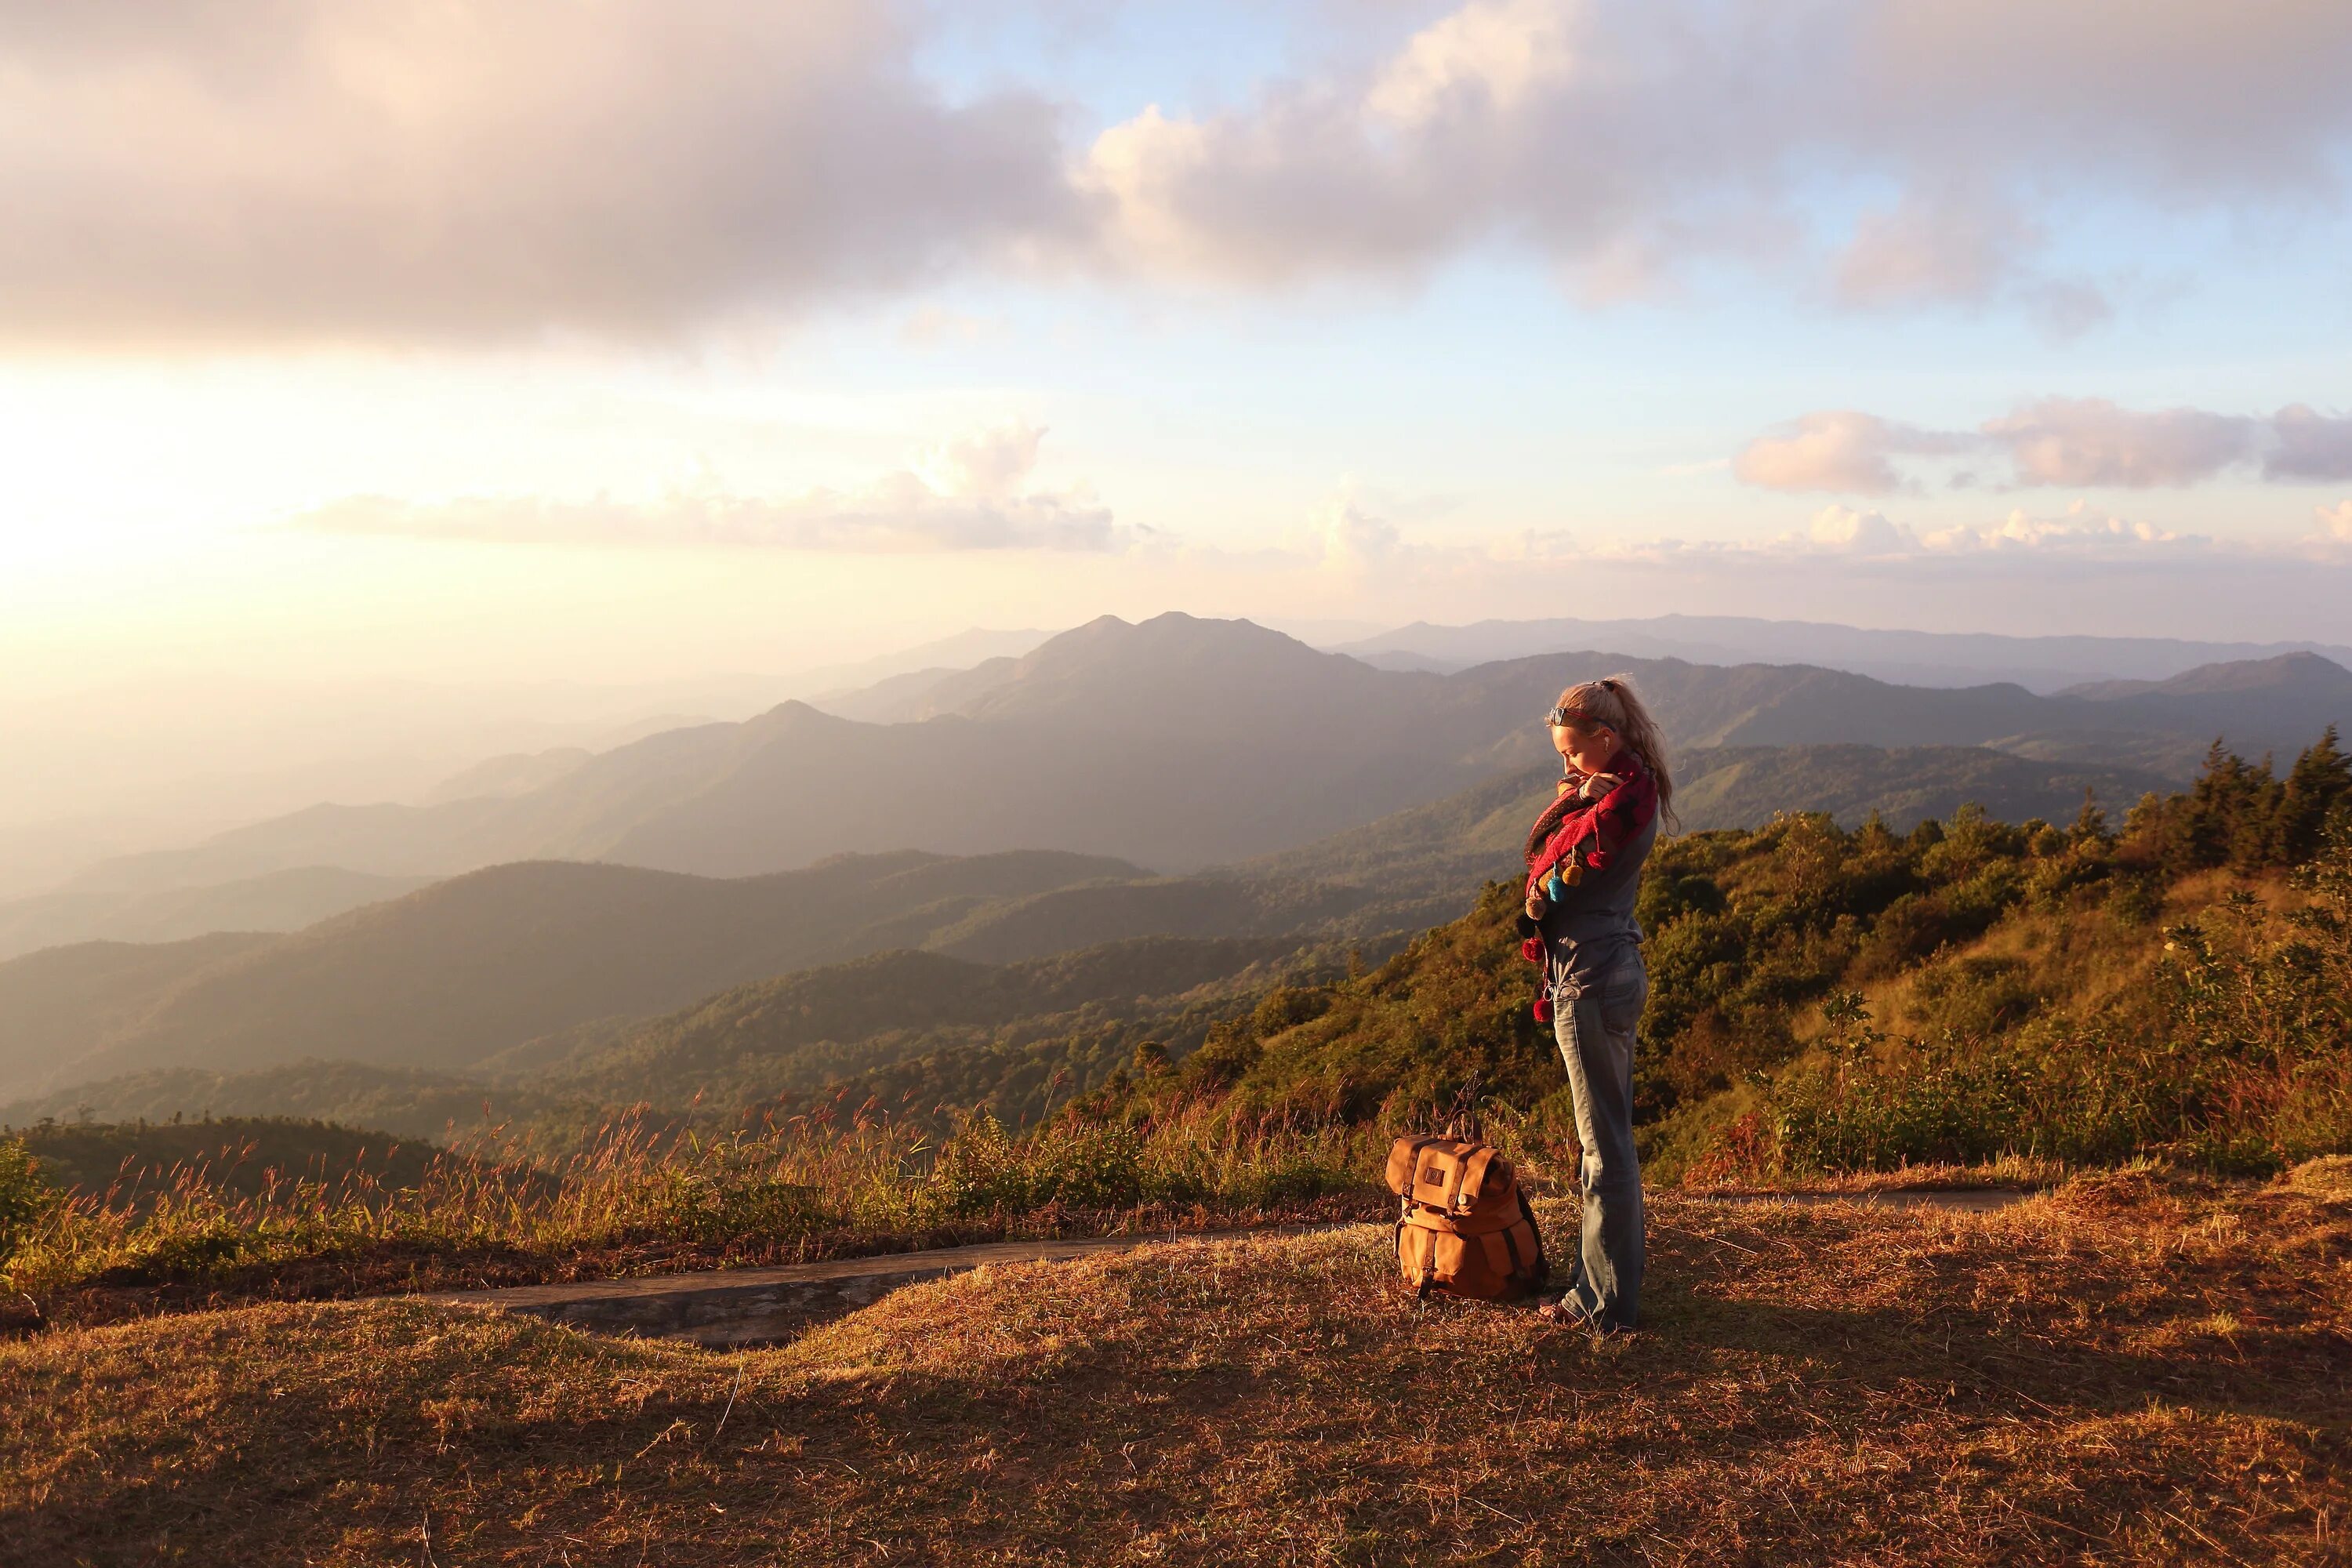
[[0, 1139, 56, 1263]]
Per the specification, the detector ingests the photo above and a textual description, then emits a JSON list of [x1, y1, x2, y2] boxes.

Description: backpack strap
[[1500, 1219, 1530, 1276], [1394, 1211, 1435, 1298]]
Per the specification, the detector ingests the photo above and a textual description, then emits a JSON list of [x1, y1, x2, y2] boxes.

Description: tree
[[2278, 727, 2352, 864]]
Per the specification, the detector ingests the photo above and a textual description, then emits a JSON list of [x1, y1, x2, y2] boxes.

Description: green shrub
[[0, 1138, 56, 1262]]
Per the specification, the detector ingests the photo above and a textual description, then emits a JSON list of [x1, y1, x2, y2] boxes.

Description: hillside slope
[[0, 866, 427, 964], [542, 935, 1308, 1112], [0, 851, 1145, 1099], [0, 935, 278, 1109]]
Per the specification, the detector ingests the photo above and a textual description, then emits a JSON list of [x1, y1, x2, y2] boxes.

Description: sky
[[5, 0, 2352, 729]]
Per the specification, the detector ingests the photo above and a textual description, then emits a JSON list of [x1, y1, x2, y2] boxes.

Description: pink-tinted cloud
[[1737, 398, 2352, 492], [1734, 412, 1971, 495]]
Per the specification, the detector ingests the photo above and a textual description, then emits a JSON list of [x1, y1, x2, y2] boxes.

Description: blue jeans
[[1549, 943, 1649, 1328]]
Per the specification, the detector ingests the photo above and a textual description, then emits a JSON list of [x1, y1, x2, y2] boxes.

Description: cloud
[[293, 424, 1122, 551], [2316, 500, 2352, 545], [1737, 397, 2352, 493], [1573, 499, 2205, 570], [1831, 191, 2038, 310], [2268, 406, 2352, 481], [6, 0, 2351, 343], [1804, 505, 1914, 554], [0, 0, 1086, 344], [1305, 491, 1406, 579], [1734, 412, 1969, 495], [1981, 399, 2260, 488], [1083, 0, 2352, 314], [1916, 503, 2197, 557], [898, 307, 1006, 349]]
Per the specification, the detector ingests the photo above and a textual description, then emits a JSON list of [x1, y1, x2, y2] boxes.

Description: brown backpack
[[1385, 1134, 1548, 1301]]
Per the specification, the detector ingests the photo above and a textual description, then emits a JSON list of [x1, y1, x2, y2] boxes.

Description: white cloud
[[1566, 500, 2203, 569], [1918, 503, 2196, 555], [9, 0, 2351, 343], [0, 0, 1084, 344], [1306, 491, 1406, 578], [898, 307, 1006, 349], [292, 424, 1121, 552], [1805, 505, 1914, 554], [2315, 500, 2352, 545], [1083, 0, 2352, 314]]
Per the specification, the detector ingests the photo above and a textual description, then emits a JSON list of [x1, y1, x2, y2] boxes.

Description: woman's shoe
[[1537, 1295, 1620, 1333]]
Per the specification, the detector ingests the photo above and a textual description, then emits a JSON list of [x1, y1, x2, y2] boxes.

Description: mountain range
[[0, 850, 1147, 1104], [42, 617, 2352, 912], [1333, 615, 2352, 693], [0, 735, 2241, 1112]]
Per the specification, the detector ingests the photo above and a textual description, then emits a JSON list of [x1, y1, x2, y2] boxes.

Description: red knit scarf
[[1523, 753, 1657, 895]]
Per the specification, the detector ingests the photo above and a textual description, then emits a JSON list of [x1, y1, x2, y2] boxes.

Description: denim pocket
[[1593, 960, 1649, 1037]]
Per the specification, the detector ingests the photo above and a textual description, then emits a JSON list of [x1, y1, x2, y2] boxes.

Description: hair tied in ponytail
[[1548, 673, 1678, 833]]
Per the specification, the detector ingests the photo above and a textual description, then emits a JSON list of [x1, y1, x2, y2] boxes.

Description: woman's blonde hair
[[1553, 673, 1677, 829]]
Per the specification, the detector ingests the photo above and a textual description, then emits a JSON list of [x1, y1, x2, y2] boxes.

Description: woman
[[1515, 675, 1673, 1330]]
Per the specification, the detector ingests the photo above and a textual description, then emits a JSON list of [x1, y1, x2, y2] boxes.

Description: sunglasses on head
[[1544, 706, 1602, 728]]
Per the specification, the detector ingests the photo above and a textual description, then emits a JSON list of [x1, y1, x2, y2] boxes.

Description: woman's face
[[1552, 720, 1621, 777]]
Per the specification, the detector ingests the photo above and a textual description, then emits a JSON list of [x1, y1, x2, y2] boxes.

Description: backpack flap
[[1385, 1134, 1439, 1198], [1391, 1136, 1519, 1218]]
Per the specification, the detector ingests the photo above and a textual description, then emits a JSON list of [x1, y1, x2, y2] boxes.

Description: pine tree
[[2278, 726, 2352, 864], [2068, 787, 2109, 846]]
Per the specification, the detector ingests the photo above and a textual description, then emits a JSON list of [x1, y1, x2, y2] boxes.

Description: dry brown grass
[[4, 1167, 2348, 1566], [7, 1105, 1385, 1332]]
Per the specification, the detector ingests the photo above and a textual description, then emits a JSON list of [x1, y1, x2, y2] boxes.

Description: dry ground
[[24, 1191, 1381, 1334], [4, 1166, 2349, 1566]]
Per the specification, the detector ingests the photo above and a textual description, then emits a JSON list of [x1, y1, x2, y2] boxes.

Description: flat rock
[[419, 1229, 1294, 1349]]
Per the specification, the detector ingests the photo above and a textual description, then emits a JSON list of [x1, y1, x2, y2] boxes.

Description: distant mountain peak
[[2063, 651, 2352, 701], [740, 698, 852, 733]]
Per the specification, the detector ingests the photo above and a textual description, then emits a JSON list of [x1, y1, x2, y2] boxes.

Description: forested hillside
[[0, 850, 1145, 1101], [0, 932, 1366, 1142], [1091, 731, 2352, 1182], [11, 1116, 452, 1203], [542, 935, 1318, 1113]]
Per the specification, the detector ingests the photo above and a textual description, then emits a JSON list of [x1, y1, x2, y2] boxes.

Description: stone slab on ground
[[420, 1229, 1287, 1349]]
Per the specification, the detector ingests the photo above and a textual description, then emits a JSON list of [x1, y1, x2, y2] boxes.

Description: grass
[[2, 1163, 2346, 1565], [2, 1102, 1388, 1330]]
